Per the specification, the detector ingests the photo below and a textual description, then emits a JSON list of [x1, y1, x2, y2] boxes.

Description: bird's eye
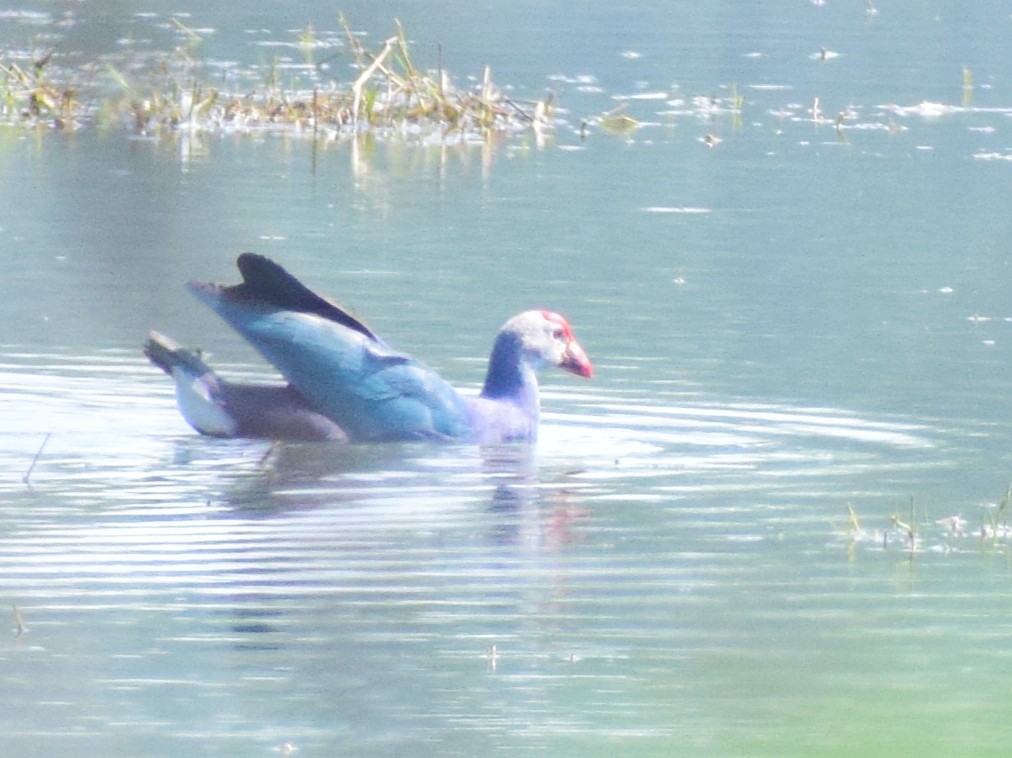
[[552, 328, 565, 340]]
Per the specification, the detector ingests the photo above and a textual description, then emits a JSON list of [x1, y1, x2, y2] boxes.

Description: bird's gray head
[[500, 310, 593, 377]]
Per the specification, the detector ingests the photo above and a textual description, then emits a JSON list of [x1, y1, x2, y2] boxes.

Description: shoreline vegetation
[[0, 16, 553, 143]]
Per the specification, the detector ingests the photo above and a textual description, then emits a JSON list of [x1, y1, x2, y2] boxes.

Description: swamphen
[[149, 253, 592, 444]]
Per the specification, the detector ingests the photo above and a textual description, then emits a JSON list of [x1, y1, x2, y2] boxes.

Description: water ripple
[[0, 349, 988, 752]]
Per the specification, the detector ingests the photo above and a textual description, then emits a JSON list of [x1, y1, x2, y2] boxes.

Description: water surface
[[3, 2, 1012, 755]]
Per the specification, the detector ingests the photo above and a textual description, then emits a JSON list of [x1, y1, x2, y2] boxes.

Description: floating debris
[[643, 206, 712, 214], [596, 105, 640, 133], [810, 47, 841, 61], [935, 515, 967, 537]]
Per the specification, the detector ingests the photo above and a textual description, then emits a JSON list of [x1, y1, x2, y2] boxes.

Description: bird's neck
[[480, 332, 540, 411]]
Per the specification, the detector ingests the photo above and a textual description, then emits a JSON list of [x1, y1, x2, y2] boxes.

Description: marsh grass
[[981, 483, 1011, 548], [844, 485, 1012, 558], [0, 52, 83, 128], [0, 18, 552, 142]]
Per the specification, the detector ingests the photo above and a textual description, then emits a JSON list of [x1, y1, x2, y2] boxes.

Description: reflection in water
[[210, 434, 586, 549], [208, 440, 579, 645]]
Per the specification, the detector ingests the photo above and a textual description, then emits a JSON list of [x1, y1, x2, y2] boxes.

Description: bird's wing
[[189, 259, 472, 442]]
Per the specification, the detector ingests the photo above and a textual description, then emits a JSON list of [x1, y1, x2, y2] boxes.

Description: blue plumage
[[150, 254, 592, 444]]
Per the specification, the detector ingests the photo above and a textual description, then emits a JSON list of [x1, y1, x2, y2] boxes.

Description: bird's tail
[[144, 331, 241, 436], [144, 331, 213, 378]]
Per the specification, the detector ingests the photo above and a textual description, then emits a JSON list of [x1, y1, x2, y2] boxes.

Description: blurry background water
[[2, 1, 1012, 755]]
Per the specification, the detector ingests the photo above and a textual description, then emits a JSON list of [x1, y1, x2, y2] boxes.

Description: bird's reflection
[[167, 433, 590, 549], [165, 437, 590, 644]]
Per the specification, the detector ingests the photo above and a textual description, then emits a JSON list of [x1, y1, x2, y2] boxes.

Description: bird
[[148, 253, 592, 444]]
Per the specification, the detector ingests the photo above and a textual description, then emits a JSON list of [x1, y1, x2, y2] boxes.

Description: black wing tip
[[229, 253, 380, 343], [236, 251, 286, 282]]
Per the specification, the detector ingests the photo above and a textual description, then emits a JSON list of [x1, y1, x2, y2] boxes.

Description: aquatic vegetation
[[1, 10, 1008, 159], [0, 52, 82, 128], [842, 485, 1012, 558], [981, 483, 1011, 546], [0, 17, 553, 142]]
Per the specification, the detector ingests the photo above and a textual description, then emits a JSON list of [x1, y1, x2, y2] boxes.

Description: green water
[[2, 2, 1012, 755]]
